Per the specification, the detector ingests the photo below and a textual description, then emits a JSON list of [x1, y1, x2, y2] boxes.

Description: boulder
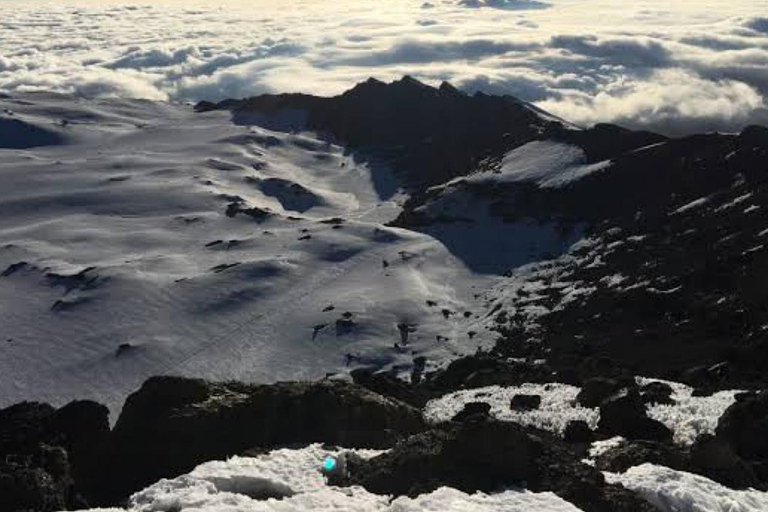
[[563, 420, 593, 444], [577, 378, 631, 408], [690, 435, 761, 489], [716, 391, 768, 461], [595, 440, 688, 474], [451, 402, 491, 423], [598, 389, 673, 441], [640, 381, 675, 405], [424, 354, 553, 392], [330, 420, 541, 496], [95, 376, 424, 504], [510, 394, 542, 411], [331, 418, 657, 512]]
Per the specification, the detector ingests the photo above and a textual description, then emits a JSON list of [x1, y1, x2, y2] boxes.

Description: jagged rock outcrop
[[332, 418, 657, 512], [0, 400, 109, 511], [93, 376, 424, 504], [595, 436, 763, 490], [197, 76, 559, 188], [716, 391, 768, 482], [597, 389, 673, 442]]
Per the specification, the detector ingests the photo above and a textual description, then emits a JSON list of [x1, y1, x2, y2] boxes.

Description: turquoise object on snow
[[322, 455, 337, 472]]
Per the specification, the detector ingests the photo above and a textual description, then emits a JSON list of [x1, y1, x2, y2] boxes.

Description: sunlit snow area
[[0, 93, 535, 412]]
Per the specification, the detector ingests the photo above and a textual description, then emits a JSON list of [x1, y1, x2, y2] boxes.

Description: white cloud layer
[[2, 0, 768, 134]]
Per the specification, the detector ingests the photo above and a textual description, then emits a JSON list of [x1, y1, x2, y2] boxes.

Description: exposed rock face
[[451, 402, 492, 423], [95, 376, 424, 504], [639, 381, 675, 405], [598, 389, 673, 442], [332, 419, 657, 512], [197, 76, 557, 188], [563, 420, 593, 444], [0, 401, 108, 512], [576, 377, 632, 408], [716, 391, 768, 481], [0, 444, 75, 512], [510, 394, 542, 410], [484, 124, 768, 390], [422, 354, 555, 393], [350, 368, 430, 408], [595, 436, 763, 491], [331, 420, 540, 496]]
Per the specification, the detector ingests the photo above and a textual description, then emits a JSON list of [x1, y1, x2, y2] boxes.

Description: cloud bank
[[1, 0, 767, 135]]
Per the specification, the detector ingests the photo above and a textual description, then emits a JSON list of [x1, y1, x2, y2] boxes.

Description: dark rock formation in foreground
[[331, 417, 658, 512], [2, 373, 767, 512], [95, 376, 424, 504], [0, 401, 109, 511]]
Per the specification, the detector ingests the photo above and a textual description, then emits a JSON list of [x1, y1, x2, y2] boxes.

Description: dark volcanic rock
[[716, 391, 768, 461], [451, 402, 492, 423], [198, 77, 553, 188], [640, 381, 675, 405], [577, 377, 633, 408], [715, 390, 768, 485], [0, 402, 57, 454], [690, 435, 762, 490], [330, 420, 541, 496], [95, 376, 424, 504], [595, 436, 762, 490], [510, 394, 541, 411], [332, 420, 656, 512], [0, 445, 75, 512], [595, 440, 688, 474], [424, 354, 554, 392], [563, 420, 594, 444], [598, 389, 672, 441], [350, 368, 429, 408], [0, 401, 104, 511], [53, 401, 110, 498]]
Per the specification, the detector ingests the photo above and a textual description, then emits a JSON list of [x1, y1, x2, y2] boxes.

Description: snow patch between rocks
[[424, 383, 599, 434], [74, 444, 586, 512], [639, 377, 741, 445], [605, 464, 768, 512], [425, 378, 740, 443]]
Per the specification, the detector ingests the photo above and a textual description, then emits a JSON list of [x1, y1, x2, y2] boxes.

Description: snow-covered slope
[[458, 141, 612, 189], [0, 93, 535, 414]]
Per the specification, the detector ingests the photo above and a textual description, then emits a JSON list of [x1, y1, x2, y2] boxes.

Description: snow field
[[424, 378, 740, 444]]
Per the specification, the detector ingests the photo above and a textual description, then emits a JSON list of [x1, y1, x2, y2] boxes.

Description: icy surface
[[74, 444, 586, 512], [605, 464, 768, 512], [0, 94, 502, 413]]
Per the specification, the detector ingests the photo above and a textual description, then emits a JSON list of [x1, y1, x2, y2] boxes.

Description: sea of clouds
[[2, 0, 768, 135]]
